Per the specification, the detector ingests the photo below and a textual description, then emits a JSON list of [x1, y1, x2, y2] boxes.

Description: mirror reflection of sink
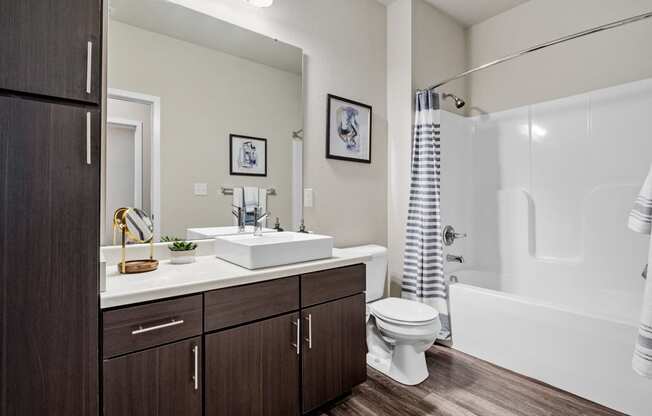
[[186, 226, 275, 240], [214, 232, 333, 269]]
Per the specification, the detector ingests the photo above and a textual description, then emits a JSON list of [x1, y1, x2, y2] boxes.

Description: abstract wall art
[[230, 134, 267, 176], [326, 94, 372, 163]]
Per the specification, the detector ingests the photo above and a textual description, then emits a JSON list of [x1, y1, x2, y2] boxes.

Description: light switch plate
[[194, 183, 208, 196], [304, 188, 314, 208]]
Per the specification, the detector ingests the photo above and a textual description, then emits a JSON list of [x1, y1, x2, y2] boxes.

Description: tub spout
[[446, 254, 464, 264]]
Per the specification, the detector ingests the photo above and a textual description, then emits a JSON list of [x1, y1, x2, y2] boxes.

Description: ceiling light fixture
[[243, 0, 274, 7]]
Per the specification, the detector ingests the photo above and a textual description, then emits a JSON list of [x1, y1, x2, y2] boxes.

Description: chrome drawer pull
[[291, 318, 300, 355], [131, 319, 184, 335], [192, 345, 199, 391], [86, 41, 92, 94], [304, 314, 312, 349], [86, 112, 91, 165]]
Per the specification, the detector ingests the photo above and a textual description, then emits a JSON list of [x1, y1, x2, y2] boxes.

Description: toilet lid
[[370, 298, 439, 324]]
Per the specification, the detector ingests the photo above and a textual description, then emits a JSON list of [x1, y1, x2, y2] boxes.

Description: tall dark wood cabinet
[[0, 97, 101, 415], [0, 1, 103, 415], [0, 0, 102, 103]]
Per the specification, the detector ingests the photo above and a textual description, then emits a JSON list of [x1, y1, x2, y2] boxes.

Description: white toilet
[[340, 245, 441, 386]]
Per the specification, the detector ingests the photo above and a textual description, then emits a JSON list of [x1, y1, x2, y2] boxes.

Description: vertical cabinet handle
[[304, 314, 312, 349], [86, 41, 93, 94], [291, 318, 300, 355], [86, 112, 91, 165], [192, 344, 199, 391]]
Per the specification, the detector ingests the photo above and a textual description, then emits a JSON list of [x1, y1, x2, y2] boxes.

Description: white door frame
[[107, 88, 162, 241], [107, 117, 144, 208], [292, 138, 303, 230]]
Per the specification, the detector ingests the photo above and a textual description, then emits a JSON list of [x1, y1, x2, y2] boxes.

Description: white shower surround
[[441, 78, 652, 415]]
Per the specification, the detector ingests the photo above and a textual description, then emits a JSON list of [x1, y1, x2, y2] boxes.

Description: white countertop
[[100, 248, 369, 309]]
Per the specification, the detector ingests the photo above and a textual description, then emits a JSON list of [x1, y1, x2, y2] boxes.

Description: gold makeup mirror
[[113, 207, 159, 274]]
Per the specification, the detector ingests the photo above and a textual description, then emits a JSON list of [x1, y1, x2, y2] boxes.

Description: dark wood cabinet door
[[103, 337, 202, 416], [302, 294, 367, 413], [0, 0, 102, 103], [0, 96, 99, 416], [205, 312, 301, 416]]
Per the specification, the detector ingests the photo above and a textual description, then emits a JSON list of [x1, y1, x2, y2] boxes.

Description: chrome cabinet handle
[[86, 41, 92, 94], [304, 314, 312, 349], [86, 112, 91, 165], [131, 319, 184, 335], [291, 318, 300, 355], [192, 344, 199, 391]]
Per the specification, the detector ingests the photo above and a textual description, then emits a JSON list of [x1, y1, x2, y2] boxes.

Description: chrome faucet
[[253, 207, 270, 236], [446, 254, 464, 264], [232, 206, 245, 233]]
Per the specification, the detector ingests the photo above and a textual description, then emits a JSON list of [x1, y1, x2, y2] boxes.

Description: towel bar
[[221, 187, 276, 196]]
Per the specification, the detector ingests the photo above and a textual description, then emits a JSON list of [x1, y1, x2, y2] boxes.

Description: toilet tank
[[338, 245, 387, 303]]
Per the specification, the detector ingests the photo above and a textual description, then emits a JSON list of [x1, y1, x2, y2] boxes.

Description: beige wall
[[468, 0, 652, 114], [108, 20, 300, 239], [386, 0, 467, 292], [412, 0, 467, 115], [387, 0, 414, 295], [167, 0, 388, 248]]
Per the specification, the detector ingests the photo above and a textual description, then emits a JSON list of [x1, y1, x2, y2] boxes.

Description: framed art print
[[229, 134, 267, 177], [326, 94, 372, 163]]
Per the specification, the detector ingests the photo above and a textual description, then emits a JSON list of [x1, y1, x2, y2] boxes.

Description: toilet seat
[[370, 298, 439, 326]]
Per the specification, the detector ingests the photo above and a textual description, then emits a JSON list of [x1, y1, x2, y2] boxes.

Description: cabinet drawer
[[301, 264, 366, 307], [103, 295, 203, 358], [205, 277, 299, 332]]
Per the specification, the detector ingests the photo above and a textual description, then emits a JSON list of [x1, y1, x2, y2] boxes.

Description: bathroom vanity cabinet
[[103, 337, 202, 416], [101, 264, 367, 416]]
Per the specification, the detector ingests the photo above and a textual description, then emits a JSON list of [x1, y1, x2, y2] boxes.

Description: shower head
[[443, 93, 466, 109]]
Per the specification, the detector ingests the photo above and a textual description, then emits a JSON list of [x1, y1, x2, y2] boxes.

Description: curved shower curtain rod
[[424, 10, 652, 92]]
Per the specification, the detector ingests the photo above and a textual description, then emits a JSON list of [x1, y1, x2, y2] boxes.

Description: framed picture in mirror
[[326, 94, 372, 163], [230, 134, 268, 177]]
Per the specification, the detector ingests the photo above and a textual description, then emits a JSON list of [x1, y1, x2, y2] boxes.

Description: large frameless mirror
[[102, 0, 303, 245]]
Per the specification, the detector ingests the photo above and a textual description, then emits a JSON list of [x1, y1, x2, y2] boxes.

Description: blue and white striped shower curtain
[[401, 90, 449, 339]]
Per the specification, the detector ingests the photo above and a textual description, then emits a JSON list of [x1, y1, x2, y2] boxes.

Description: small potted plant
[[162, 236, 198, 264]]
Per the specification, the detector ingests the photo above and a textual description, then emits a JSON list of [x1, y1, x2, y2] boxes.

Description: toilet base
[[367, 345, 429, 386]]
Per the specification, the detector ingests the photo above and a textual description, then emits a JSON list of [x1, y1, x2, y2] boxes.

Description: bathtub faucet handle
[[443, 225, 467, 246]]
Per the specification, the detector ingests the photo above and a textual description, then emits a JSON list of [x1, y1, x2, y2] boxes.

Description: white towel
[[629, 164, 652, 378], [258, 188, 268, 227], [243, 186, 259, 211], [629, 165, 652, 233], [241, 187, 268, 225], [232, 187, 244, 226]]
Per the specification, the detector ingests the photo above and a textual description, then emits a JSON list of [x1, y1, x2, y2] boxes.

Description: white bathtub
[[449, 270, 652, 416]]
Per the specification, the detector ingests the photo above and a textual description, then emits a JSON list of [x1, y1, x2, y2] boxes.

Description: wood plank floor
[[320, 345, 625, 416]]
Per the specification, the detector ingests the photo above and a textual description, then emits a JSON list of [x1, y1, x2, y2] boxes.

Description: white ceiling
[[109, 0, 302, 74], [378, 0, 530, 26]]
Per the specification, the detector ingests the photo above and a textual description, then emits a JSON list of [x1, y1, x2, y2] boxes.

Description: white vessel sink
[[214, 232, 333, 269]]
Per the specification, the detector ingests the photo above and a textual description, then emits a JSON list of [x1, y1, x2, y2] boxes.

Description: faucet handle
[[443, 225, 467, 246]]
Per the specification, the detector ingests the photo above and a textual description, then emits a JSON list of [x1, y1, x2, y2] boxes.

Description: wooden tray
[[118, 259, 159, 274]]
